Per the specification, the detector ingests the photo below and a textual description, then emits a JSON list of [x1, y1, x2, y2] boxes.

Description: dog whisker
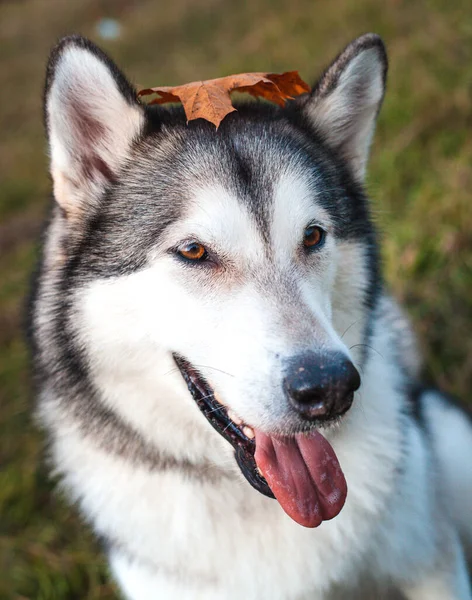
[[162, 367, 182, 377], [349, 343, 384, 360], [191, 365, 235, 378], [162, 364, 235, 378], [341, 320, 360, 340], [205, 403, 226, 415]]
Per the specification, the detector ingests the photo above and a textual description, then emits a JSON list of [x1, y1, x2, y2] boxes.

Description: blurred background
[[0, 0, 471, 598]]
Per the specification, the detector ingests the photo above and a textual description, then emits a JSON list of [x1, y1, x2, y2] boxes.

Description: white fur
[[45, 298, 471, 599], [40, 36, 471, 600], [305, 46, 385, 180], [76, 180, 356, 438], [47, 46, 144, 216], [42, 175, 471, 599], [426, 391, 472, 552]]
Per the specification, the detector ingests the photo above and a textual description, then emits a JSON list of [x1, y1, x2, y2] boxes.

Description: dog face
[[42, 35, 386, 491]]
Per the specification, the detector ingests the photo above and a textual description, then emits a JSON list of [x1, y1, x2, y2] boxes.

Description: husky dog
[[29, 33, 471, 599]]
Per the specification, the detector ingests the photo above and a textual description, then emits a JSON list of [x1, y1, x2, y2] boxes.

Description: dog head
[[42, 34, 387, 515]]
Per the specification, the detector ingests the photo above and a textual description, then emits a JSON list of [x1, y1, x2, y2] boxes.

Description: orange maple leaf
[[138, 71, 310, 128]]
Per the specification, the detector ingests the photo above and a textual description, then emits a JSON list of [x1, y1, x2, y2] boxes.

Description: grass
[[0, 0, 471, 597]]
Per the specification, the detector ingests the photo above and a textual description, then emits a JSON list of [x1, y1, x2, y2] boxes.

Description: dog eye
[[303, 225, 325, 249], [177, 242, 208, 262]]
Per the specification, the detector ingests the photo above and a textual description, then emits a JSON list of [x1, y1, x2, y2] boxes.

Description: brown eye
[[303, 225, 325, 249], [178, 242, 207, 261]]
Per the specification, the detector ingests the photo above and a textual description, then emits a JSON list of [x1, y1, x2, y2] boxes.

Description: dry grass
[[0, 0, 471, 597]]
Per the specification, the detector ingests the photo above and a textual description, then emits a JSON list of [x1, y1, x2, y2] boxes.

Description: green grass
[[1, 0, 471, 597]]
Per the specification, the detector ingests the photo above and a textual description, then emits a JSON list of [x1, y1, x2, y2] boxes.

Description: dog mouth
[[173, 354, 348, 528], [173, 354, 275, 499]]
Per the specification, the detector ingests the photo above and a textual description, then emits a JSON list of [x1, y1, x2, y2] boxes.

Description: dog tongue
[[254, 429, 347, 527]]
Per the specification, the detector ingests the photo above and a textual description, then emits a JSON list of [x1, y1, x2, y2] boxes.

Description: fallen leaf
[[138, 71, 310, 128]]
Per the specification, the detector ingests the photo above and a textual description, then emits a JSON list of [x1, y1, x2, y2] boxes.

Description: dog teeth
[[243, 426, 255, 439], [228, 410, 242, 425]]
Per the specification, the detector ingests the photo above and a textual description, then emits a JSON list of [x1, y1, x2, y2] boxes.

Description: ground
[[0, 0, 471, 597]]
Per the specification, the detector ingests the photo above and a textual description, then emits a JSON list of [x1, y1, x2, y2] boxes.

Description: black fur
[[32, 34, 383, 470]]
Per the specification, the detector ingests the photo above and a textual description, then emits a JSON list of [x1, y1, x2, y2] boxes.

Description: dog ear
[[298, 34, 387, 181], [44, 36, 145, 219]]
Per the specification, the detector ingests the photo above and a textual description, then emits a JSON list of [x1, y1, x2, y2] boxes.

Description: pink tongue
[[254, 429, 347, 528]]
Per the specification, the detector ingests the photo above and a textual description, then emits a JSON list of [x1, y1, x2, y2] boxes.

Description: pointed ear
[[44, 36, 145, 219], [299, 34, 387, 181]]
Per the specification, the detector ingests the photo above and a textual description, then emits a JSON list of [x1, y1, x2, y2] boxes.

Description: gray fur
[[29, 34, 471, 600]]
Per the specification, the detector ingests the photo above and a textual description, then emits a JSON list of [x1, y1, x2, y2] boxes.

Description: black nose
[[283, 352, 360, 420]]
